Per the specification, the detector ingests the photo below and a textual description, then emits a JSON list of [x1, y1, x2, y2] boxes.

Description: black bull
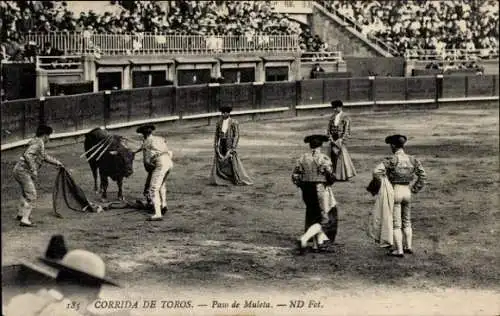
[[84, 128, 136, 200]]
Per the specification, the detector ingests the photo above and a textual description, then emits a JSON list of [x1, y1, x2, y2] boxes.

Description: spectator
[[41, 42, 62, 56], [1, 0, 328, 60], [319, 0, 499, 59], [310, 63, 325, 79]]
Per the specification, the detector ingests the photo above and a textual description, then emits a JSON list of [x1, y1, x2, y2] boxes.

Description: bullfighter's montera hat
[[219, 105, 233, 113], [36, 125, 53, 136], [136, 124, 156, 135], [304, 134, 329, 148], [331, 100, 343, 108], [385, 134, 407, 147]]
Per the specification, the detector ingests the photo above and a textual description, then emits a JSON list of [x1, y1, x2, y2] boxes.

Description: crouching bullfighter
[[135, 124, 173, 221]]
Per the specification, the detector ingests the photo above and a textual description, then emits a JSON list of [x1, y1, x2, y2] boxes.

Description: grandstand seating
[[3, 1, 497, 62], [0, 1, 327, 61], [317, 0, 499, 59]]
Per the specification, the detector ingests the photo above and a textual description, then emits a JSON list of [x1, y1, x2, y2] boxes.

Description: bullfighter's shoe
[[404, 248, 414, 254], [147, 215, 163, 221], [387, 251, 404, 258], [20, 221, 36, 227], [161, 206, 168, 215]]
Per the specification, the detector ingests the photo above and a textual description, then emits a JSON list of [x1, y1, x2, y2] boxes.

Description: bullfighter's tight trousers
[[13, 165, 37, 225], [393, 184, 412, 254], [148, 155, 173, 217]]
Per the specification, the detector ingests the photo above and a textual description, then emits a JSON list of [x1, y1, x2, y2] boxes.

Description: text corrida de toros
[[94, 300, 194, 309]]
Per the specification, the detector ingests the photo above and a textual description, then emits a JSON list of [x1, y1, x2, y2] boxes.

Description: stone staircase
[[310, 2, 397, 57]]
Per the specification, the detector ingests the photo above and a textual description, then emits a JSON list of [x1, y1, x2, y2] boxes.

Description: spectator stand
[[317, 0, 499, 59], [1, 0, 334, 100], [269, 1, 313, 24], [3, 1, 324, 58], [314, 1, 399, 57], [271, 1, 313, 11]]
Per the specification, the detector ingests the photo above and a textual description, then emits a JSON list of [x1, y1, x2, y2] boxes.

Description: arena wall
[[479, 60, 500, 75], [407, 60, 500, 76], [343, 57, 406, 77], [1, 74, 498, 151]]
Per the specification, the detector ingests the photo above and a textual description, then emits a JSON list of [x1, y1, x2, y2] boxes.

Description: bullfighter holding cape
[[292, 134, 339, 255], [367, 134, 426, 257], [327, 100, 357, 181], [13, 125, 64, 227], [210, 105, 253, 186]]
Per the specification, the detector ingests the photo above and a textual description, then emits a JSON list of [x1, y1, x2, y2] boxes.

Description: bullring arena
[[1, 1, 500, 316]]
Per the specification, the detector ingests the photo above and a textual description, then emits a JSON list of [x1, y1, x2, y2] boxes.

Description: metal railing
[[300, 51, 343, 62], [270, 0, 313, 12], [405, 49, 500, 61], [36, 55, 82, 70], [0, 56, 82, 68], [24, 32, 300, 56], [271, 1, 313, 9], [314, 1, 399, 57], [0, 59, 33, 64]]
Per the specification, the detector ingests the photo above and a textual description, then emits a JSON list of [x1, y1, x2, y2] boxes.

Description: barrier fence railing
[[2, 74, 498, 148], [24, 33, 300, 55], [300, 51, 343, 62], [405, 49, 500, 61], [36, 55, 83, 70]]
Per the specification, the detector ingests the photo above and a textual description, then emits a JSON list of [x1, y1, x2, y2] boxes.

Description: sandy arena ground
[[1, 106, 499, 316]]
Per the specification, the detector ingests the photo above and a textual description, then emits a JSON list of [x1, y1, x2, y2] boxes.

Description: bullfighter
[[327, 99, 356, 181], [372, 134, 427, 257], [136, 124, 173, 221], [292, 134, 339, 255], [209, 105, 253, 186], [13, 125, 64, 227]]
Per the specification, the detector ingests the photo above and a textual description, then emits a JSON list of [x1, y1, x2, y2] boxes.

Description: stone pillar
[[167, 63, 175, 83], [255, 59, 265, 82], [212, 61, 221, 78], [337, 60, 347, 72], [122, 64, 131, 89], [82, 54, 97, 91], [289, 54, 301, 81], [172, 63, 179, 86], [405, 60, 416, 77], [36, 69, 49, 97]]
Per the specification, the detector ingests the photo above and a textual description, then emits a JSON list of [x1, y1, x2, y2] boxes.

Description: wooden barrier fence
[[2, 74, 499, 149]]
